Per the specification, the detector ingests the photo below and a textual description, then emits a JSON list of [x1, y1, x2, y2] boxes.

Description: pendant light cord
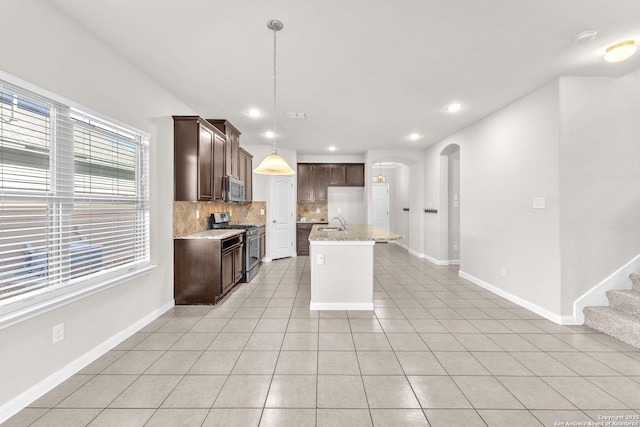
[[272, 26, 278, 154]]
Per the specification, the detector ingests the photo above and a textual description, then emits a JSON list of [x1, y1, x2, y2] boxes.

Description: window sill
[[0, 264, 158, 330]]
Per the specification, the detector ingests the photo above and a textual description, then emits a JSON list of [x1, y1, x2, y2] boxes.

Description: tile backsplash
[[297, 202, 328, 222], [173, 201, 267, 236]]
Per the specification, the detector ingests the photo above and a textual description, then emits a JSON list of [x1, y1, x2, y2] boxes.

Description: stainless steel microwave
[[224, 176, 245, 203]]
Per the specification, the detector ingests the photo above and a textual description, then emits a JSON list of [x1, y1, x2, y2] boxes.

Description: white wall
[[424, 81, 562, 315], [328, 187, 365, 225], [558, 72, 640, 315], [0, 1, 195, 418]]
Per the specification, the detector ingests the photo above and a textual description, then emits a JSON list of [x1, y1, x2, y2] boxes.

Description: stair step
[[631, 273, 640, 293], [584, 306, 640, 348], [607, 289, 640, 318]]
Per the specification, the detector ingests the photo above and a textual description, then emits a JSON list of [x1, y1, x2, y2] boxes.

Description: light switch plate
[[260, 209, 265, 215]]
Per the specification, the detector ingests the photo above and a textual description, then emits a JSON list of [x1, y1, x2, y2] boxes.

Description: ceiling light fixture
[[264, 130, 275, 139], [572, 29, 597, 44], [254, 19, 295, 176], [445, 102, 463, 113], [373, 162, 386, 183], [604, 40, 637, 62], [328, 146, 337, 151], [247, 108, 262, 118], [409, 133, 421, 141]]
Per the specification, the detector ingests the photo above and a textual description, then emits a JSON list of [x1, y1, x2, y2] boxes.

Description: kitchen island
[[309, 224, 401, 310]]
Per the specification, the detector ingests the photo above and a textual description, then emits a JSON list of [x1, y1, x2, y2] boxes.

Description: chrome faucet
[[332, 215, 348, 231]]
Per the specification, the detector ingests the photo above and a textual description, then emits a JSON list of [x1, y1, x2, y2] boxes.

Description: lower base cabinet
[[174, 233, 244, 304]]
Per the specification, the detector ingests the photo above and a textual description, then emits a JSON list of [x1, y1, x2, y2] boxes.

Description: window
[[0, 79, 150, 318]]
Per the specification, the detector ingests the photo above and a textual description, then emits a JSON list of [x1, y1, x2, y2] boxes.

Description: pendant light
[[373, 162, 386, 183], [254, 19, 295, 175]]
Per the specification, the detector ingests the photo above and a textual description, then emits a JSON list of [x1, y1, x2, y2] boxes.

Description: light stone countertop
[[174, 229, 244, 240], [309, 224, 402, 242]]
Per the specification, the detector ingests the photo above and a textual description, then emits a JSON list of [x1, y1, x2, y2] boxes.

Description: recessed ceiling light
[[247, 108, 262, 118], [445, 103, 463, 113], [408, 133, 421, 141], [604, 40, 637, 62], [264, 130, 275, 138], [572, 29, 598, 44], [328, 146, 337, 151]]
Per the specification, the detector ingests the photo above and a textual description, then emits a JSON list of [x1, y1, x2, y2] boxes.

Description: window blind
[[0, 79, 150, 305]]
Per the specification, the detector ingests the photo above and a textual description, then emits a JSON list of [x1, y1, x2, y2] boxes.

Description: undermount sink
[[317, 226, 343, 232]]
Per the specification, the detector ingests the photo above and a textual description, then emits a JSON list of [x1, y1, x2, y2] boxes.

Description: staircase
[[584, 273, 640, 348]]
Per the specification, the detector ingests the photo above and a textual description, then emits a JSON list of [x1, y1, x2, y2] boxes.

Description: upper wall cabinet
[[298, 163, 329, 203], [208, 119, 241, 180], [174, 116, 226, 201], [239, 148, 253, 202], [298, 163, 365, 202]]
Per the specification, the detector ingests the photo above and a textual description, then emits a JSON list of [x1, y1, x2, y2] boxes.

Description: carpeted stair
[[584, 273, 640, 348]]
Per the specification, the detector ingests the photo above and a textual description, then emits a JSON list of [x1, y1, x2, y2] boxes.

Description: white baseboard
[[0, 300, 174, 424], [424, 255, 450, 266], [449, 259, 460, 265], [572, 253, 640, 325], [458, 270, 567, 325], [262, 258, 273, 263], [309, 302, 374, 311], [408, 249, 425, 259], [391, 241, 409, 250]]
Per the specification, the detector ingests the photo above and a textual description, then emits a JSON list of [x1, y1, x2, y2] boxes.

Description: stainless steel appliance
[[224, 176, 245, 203], [208, 212, 259, 283]]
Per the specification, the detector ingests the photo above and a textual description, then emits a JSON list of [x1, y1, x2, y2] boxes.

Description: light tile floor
[[5, 244, 640, 427]]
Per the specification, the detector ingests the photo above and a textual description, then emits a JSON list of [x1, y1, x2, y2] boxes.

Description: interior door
[[372, 183, 390, 231], [270, 175, 295, 259]]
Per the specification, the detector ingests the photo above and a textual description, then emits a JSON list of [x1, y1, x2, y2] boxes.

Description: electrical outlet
[[52, 323, 64, 344], [195, 210, 200, 219], [260, 209, 265, 215], [500, 267, 506, 277], [317, 254, 325, 265], [533, 198, 546, 209], [337, 208, 342, 214], [316, 208, 320, 213]]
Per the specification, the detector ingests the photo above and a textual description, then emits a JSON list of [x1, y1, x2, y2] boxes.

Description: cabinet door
[[244, 152, 253, 202], [313, 165, 329, 202], [212, 133, 225, 201], [239, 150, 246, 187], [346, 164, 365, 186], [233, 245, 244, 283], [329, 164, 346, 186], [221, 250, 234, 293], [297, 164, 313, 202], [296, 224, 312, 256], [197, 124, 214, 200]]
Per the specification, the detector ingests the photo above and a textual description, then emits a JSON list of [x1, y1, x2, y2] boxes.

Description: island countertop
[[309, 224, 402, 242], [174, 229, 244, 240]]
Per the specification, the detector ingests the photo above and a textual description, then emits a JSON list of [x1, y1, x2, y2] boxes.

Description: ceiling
[[49, 0, 640, 154]]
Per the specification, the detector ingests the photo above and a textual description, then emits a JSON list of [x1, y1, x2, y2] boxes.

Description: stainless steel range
[[208, 212, 259, 283]]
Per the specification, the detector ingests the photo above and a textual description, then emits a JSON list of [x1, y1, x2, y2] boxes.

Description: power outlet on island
[[500, 267, 506, 277], [317, 254, 325, 265]]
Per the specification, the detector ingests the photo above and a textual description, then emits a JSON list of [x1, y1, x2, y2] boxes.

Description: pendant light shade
[[254, 150, 296, 175], [254, 19, 295, 176]]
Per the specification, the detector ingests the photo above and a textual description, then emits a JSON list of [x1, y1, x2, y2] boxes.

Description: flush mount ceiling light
[[572, 29, 598, 44], [254, 19, 295, 176], [604, 40, 637, 62], [445, 102, 463, 113], [328, 145, 337, 151], [247, 108, 262, 118], [264, 130, 275, 139], [408, 133, 421, 141]]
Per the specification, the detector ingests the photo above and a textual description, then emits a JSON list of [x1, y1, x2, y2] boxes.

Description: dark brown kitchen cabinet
[[174, 233, 244, 305], [173, 116, 226, 201], [208, 119, 241, 180], [296, 222, 328, 256], [257, 225, 266, 262], [328, 163, 365, 187], [297, 163, 329, 202], [239, 148, 253, 202], [345, 164, 365, 186]]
